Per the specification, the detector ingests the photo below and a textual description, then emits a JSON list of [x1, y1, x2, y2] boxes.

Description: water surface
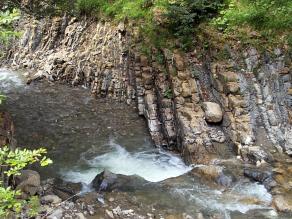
[[0, 69, 286, 219]]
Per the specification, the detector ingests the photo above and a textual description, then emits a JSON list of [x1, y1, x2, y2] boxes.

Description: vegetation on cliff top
[[73, 0, 291, 49], [0, 8, 20, 43], [1, 0, 291, 51]]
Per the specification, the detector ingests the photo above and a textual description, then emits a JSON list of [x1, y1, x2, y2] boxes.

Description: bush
[[164, 0, 223, 50], [0, 9, 20, 43], [75, 0, 149, 19], [213, 0, 292, 31], [0, 146, 52, 217]]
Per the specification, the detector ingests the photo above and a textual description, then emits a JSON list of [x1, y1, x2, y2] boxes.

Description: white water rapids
[[61, 139, 192, 183], [0, 68, 24, 92]]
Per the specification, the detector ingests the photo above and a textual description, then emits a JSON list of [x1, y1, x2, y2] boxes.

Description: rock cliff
[[2, 15, 291, 165]]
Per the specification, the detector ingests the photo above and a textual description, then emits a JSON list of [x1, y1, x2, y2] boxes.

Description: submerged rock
[[244, 168, 276, 190], [191, 165, 234, 187], [91, 170, 149, 192]]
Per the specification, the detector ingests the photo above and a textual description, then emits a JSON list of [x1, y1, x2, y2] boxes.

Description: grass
[[212, 0, 292, 47]]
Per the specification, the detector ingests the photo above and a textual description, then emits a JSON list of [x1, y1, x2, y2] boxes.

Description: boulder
[[91, 170, 148, 192], [272, 195, 292, 212], [181, 82, 192, 97], [240, 146, 274, 164], [202, 102, 223, 123], [244, 168, 277, 190], [173, 53, 185, 71], [218, 71, 238, 83], [191, 165, 234, 187], [41, 194, 62, 204], [14, 170, 41, 199], [47, 208, 63, 219]]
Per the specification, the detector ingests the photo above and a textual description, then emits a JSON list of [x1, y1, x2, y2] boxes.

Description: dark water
[[1, 68, 289, 219]]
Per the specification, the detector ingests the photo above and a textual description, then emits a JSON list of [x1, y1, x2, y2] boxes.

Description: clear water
[[1, 69, 288, 219]]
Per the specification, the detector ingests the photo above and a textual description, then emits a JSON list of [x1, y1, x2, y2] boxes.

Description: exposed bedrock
[[2, 15, 291, 165]]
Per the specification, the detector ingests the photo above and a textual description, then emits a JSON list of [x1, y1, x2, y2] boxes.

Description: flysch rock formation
[[2, 15, 291, 165]]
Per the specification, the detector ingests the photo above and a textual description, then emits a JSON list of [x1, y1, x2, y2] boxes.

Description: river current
[[0, 68, 287, 219]]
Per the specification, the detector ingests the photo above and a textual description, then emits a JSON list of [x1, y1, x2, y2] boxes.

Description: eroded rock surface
[[1, 15, 291, 166]]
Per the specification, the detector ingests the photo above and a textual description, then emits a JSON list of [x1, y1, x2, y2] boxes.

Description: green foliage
[[213, 0, 292, 31], [0, 146, 52, 217], [75, 0, 150, 19], [164, 0, 223, 49], [0, 95, 5, 104], [164, 87, 173, 99], [27, 196, 41, 217], [0, 146, 52, 177], [0, 8, 20, 43], [0, 185, 23, 217]]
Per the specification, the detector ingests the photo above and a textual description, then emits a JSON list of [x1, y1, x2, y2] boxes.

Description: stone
[[105, 209, 114, 218], [47, 208, 63, 219], [192, 165, 222, 180], [218, 71, 238, 83], [202, 102, 223, 123], [52, 178, 82, 200], [279, 67, 289, 75], [174, 53, 185, 71], [241, 146, 274, 164], [272, 195, 292, 212], [181, 82, 192, 97], [177, 71, 190, 80], [225, 82, 240, 94], [91, 170, 147, 192], [14, 170, 40, 199], [244, 168, 276, 190], [140, 55, 148, 67], [75, 212, 86, 219], [41, 195, 62, 204], [228, 95, 246, 108]]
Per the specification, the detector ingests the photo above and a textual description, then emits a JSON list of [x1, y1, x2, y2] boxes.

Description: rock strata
[[1, 15, 291, 166]]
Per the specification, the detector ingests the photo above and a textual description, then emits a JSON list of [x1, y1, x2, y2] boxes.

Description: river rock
[[244, 168, 276, 190], [272, 195, 292, 212], [75, 212, 86, 219], [41, 194, 62, 204], [240, 146, 273, 164], [14, 169, 41, 199], [52, 178, 82, 200], [47, 208, 64, 219], [202, 102, 223, 123], [91, 170, 148, 192]]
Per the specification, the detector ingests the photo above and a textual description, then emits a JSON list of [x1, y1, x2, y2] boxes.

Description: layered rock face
[[3, 15, 291, 164]]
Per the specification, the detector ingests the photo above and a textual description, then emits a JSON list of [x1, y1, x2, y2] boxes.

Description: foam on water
[[61, 139, 192, 183], [0, 69, 24, 92], [173, 180, 272, 217]]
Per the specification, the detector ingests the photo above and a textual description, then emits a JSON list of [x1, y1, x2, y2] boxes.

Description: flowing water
[[0, 68, 289, 219]]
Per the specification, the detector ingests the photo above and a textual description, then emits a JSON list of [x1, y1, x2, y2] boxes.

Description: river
[[0, 68, 289, 219]]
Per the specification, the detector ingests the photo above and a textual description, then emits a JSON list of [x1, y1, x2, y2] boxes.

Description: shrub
[[213, 0, 292, 31], [0, 9, 20, 43], [164, 0, 223, 50], [0, 146, 52, 217]]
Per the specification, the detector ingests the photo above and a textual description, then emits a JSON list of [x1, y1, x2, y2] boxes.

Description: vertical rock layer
[[2, 15, 291, 164]]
